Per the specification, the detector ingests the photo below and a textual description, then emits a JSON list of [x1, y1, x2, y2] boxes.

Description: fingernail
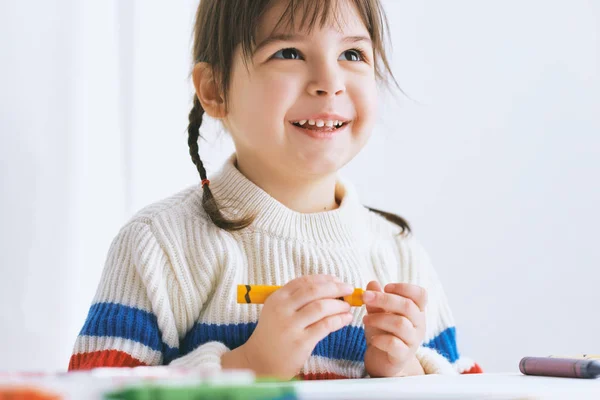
[[343, 284, 353, 292], [363, 291, 375, 302]]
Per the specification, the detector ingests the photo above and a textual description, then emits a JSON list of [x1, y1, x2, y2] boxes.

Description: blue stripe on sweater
[[181, 322, 367, 363], [80, 302, 179, 364], [423, 326, 459, 363], [182, 322, 460, 364], [81, 302, 459, 365]]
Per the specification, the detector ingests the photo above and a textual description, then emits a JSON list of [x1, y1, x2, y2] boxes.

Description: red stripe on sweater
[[68, 350, 147, 371], [297, 372, 350, 380], [461, 363, 483, 374]]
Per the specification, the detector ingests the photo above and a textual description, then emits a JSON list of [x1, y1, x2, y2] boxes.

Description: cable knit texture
[[69, 155, 482, 378]]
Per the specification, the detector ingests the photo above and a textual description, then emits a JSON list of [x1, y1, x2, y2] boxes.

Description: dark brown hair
[[188, 0, 410, 234]]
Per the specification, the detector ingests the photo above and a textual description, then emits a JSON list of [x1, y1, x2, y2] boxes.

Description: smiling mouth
[[290, 119, 350, 131]]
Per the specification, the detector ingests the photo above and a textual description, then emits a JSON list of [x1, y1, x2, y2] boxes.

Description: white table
[[2, 371, 599, 399], [287, 373, 600, 399]]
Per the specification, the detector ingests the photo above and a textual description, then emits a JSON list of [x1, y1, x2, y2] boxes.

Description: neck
[[235, 155, 339, 213]]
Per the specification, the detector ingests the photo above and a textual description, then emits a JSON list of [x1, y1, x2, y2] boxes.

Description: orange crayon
[[237, 284, 365, 306]]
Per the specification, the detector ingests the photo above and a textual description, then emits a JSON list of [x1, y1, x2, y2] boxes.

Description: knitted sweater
[[69, 155, 482, 379]]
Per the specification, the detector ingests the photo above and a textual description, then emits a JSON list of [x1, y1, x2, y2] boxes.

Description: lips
[[289, 114, 352, 133], [292, 119, 347, 131], [289, 120, 351, 139]]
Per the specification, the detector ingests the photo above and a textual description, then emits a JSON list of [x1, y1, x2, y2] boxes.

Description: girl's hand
[[362, 281, 428, 377], [235, 275, 354, 380]]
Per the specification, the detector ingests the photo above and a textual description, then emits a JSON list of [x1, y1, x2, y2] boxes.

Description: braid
[[367, 207, 411, 235], [188, 97, 208, 180], [187, 96, 254, 231]]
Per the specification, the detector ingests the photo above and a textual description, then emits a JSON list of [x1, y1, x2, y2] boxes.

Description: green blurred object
[[104, 382, 297, 400]]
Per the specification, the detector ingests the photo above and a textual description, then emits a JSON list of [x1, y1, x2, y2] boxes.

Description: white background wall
[[1, 0, 598, 373]]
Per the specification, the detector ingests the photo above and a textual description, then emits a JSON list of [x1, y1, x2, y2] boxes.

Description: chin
[[293, 150, 354, 178]]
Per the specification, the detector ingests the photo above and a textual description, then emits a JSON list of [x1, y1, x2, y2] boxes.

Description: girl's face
[[224, 1, 378, 180]]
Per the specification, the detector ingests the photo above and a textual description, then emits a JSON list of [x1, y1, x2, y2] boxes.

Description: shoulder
[[362, 208, 427, 259], [125, 184, 206, 227], [110, 184, 234, 266], [105, 185, 231, 293], [362, 207, 412, 245], [122, 184, 227, 238], [364, 209, 438, 284]]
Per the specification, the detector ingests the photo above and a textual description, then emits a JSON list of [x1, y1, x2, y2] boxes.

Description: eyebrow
[[253, 33, 372, 54]]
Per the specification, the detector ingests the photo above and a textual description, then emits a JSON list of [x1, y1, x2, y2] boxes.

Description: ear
[[192, 62, 227, 119]]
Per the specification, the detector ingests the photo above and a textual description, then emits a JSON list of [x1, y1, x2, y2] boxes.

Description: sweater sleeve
[[397, 235, 483, 375], [68, 221, 230, 370]]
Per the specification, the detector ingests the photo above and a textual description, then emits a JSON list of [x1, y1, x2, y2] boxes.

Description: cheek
[[233, 72, 298, 126], [350, 79, 378, 130]]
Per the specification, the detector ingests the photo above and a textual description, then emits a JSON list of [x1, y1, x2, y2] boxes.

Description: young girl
[[69, 0, 482, 380]]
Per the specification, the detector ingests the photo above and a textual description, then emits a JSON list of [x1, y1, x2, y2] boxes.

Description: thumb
[[365, 280, 384, 314]]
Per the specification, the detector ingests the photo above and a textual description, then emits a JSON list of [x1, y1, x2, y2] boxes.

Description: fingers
[[369, 333, 411, 363], [366, 281, 382, 291], [287, 279, 354, 310], [281, 274, 340, 293], [305, 311, 353, 342], [362, 290, 422, 325], [384, 283, 428, 312], [363, 314, 418, 347], [365, 281, 385, 314], [297, 298, 351, 328], [269, 275, 341, 307]]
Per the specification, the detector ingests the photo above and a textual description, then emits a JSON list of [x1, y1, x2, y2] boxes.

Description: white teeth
[[295, 119, 345, 128]]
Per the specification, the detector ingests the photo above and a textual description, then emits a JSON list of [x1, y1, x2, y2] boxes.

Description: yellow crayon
[[237, 284, 365, 306]]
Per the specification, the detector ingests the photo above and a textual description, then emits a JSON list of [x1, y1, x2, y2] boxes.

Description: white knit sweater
[[69, 155, 479, 378]]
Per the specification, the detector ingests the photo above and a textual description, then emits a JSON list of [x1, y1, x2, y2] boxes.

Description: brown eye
[[339, 49, 363, 62], [273, 48, 302, 60]]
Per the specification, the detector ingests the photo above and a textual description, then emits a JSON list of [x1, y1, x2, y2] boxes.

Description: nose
[[306, 60, 345, 97]]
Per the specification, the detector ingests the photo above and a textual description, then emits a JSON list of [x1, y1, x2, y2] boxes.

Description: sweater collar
[[208, 154, 369, 245]]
